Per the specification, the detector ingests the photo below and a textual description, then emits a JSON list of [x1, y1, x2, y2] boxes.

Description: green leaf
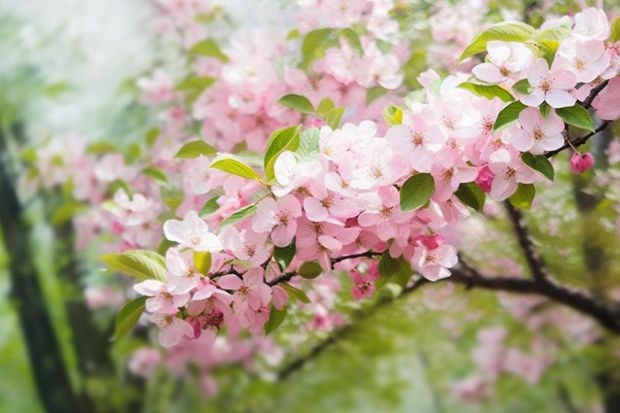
[[535, 39, 559, 66], [512, 79, 533, 95], [298, 261, 323, 279], [263, 125, 301, 182], [145, 128, 160, 147], [297, 128, 320, 157], [193, 251, 212, 276], [51, 200, 88, 226], [86, 141, 118, 155], [340, 28, 363, 55], [459, 82, 514, 102], [366, 85, 389, 103], [317, 98, 335, 116], [378, 253, 412, 289], [112, 296, 147, 340], [521, 153, 554, 181], [142, 166, 167, 183], [454, 182, 486, 211], [324, 107, 344, 129], [264, 305, 287, 335], [219, 204, 257, 228], [200, 196, 220, 216], [210, 156, 262, 182], [176, 75, 216, 104], [300, 28, 339, 69], [101, 250, 167, 282], [383, 104, 404, 126], [509, 183, 535, 209], [399, 173, 435, 212], [539, 102, 551, 117], [280, 283, 311, 303], [43, 81, 71, 98], [189, 38, 229, 62], [493, 101, 527, 130], [274, 243, 296, 271], [555, 105, 595, 132], [459, 22, 536, 61], [175, 140, 217, 158], [535, 25, 570, 42], [278, 94, 314, 114], [610, 17, 620, 43]]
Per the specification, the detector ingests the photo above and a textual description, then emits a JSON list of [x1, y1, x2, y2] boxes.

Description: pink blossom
[[252, 195, 302, 247], [556, 38, 610, 83], [163, 210, 222, 252], [150, 314, 194, 347], [520, 58, 577, 108], [410, 242, 458, 281], [508, 107, 565, 154], [218, 268, 272, 313], [472, 41, 533, 84], [592, 77, 620, 120], [134, 279, 192, 315], [573, 7, 610, 41]]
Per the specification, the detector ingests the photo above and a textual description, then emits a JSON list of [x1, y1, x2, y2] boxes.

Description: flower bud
[[569, 152, 594, 174]]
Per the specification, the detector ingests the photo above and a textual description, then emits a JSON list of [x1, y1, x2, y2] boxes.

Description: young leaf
[[101, 250, 167, 282], [459, 22, 536, 61], [193, 251, 212, 276], [340, 28, 363, 55], [494, 101, 527, 130], [458, 82, 514, 102], [264, 306, 287, 335], [521, 153, 554, 181], [200, 196, 220, 216], [281, 283, 311, 303], [512, 79, 533, 95], [189, 38, 229, 62], [142, 166, 167, 183], [317, 98, 335, 116], [298, 261, 323, 279], [383, 104, 403, 126], [555, 105, 595, 132], [274, 243, 296, 271], [112, 296, 147, 340], [278, 94, 314, 114], [219, 204, 258, 228], [399, 173, 435, 212], [454, 182, 486, 211], [509, 183, 535, 209], [210, 156, 262, 182], [610, 17, 620, 43], [378, 253, 412, 289], [297, 128, 320, 157], [324, 107, 344, 129], [300, 28, 338, 69], [175, 140, 217, 158], [264, 125, 301, 181], [51, 200, 88, 226], [176, 75, 216, 104]]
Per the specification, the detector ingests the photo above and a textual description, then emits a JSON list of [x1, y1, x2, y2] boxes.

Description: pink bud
[[310, 118, 325, 128], [475, 165, 494, 193], [569, 152, 594, 174], [418, 234, 444, 250], [187, 318, 202, 339]]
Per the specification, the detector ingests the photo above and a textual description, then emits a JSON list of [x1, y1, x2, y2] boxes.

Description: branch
[[545, 121, 612, 158], [450, 264, 620, 333], [583, 79, 609, 110], [277, 277, 427, 379], [503, 202, 550, 281]]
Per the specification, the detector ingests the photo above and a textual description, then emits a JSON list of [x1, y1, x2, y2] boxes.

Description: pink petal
[[218, 274, 243, 290]]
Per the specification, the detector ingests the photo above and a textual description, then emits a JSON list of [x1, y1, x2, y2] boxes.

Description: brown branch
[[545, 121, 612, 158], [503, 202, 550, 281], [277, 277, 427, 379], [450, 264, 620, 333], [583, 79, 609, 110]]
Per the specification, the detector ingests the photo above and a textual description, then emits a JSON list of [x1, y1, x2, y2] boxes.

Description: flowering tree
[[5, 0, 620, 411]]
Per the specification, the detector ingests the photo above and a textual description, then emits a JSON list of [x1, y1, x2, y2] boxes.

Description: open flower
[[508, 107, 565, 154], [163, 210, 222, 252], [520, 59, 576, 108]]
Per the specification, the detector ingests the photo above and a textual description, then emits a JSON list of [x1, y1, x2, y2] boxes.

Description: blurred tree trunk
[[0, 126, 83, 413]]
